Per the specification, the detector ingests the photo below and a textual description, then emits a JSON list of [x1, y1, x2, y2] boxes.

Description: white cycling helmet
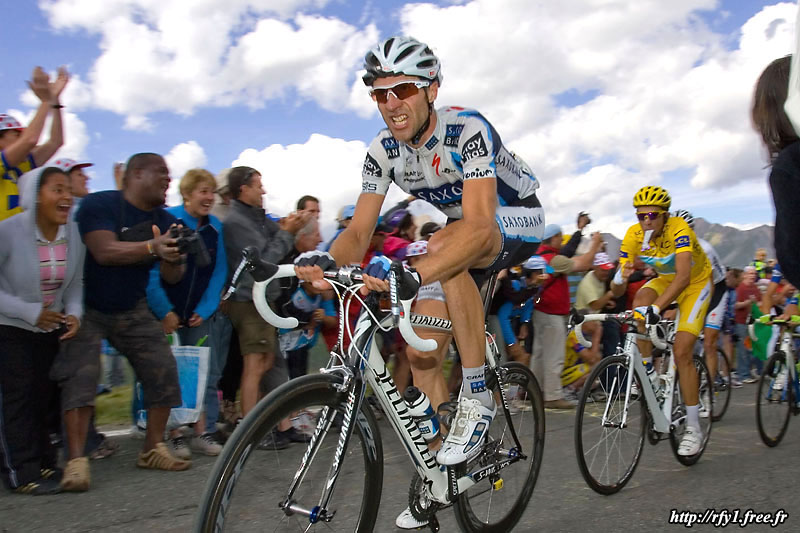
[[406, 240, 428, 257], [363, 36, 442, 86], [673, 209, 694, 229]]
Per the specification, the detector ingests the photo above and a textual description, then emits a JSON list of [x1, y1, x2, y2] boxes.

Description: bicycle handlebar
[[748, 314, 800, 341], [568, 308, 668, 350], [234, 249, 437, 352]]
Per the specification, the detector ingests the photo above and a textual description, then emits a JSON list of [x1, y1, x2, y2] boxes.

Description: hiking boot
[[61, 457, 90, 492], [137, 442, 192, 471]]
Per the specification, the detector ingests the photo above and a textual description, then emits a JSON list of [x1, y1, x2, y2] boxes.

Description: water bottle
[[404, 386, 440, 444], [644, 361, 659, 390]]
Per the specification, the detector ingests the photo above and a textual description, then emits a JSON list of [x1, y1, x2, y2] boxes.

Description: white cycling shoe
[[677, 425, 703, 456], [436, 397, 496, 466], [395, 507, 428, 529]]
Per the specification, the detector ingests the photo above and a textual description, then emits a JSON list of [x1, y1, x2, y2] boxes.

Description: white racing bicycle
[[570, 309, 713, 495], [195, 247, 545, 532]]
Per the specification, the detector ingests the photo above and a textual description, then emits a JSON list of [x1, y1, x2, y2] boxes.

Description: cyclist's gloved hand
[[364, 255, 392, 280], [633, 304, 660, 324], [294, 250, 336, 271]]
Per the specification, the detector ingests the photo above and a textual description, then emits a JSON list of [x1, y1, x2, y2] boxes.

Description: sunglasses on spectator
[[369, 80, 430, 104], [636, 211, 663, 221]]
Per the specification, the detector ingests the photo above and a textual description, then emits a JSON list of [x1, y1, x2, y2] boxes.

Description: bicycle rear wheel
[[756, 351, 794, 447], [669, 356, 712, 466], [707, 349, 731, 422], [575, 355, 646, 495], [452, 362, 545, 532], [195, 373, 383, 533]]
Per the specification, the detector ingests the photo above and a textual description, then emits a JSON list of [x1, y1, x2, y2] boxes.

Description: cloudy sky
[[3, 0, 796, 239]]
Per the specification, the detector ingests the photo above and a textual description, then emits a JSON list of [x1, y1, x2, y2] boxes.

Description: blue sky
[[2, 0, 797, 238]]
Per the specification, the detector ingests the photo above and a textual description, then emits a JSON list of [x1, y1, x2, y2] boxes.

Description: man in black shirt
[[52, 153, 190, 491]]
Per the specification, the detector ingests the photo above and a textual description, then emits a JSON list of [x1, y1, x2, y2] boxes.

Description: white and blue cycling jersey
[[361, 106, 545, 268]]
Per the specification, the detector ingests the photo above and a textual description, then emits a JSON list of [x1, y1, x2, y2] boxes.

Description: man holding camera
[[51, 153, 190, 492], [146, 168, 228, 458], [222, 167, 309, 419]]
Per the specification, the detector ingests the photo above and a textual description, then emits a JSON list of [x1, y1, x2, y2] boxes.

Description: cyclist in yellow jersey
[[611, 185, 712, 456]]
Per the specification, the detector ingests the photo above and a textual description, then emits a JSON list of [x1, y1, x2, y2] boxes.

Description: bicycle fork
[[279, 373, 365, 524]]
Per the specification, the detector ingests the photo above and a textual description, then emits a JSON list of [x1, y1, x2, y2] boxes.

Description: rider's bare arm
[[329, 193, 384, 266], [412, 178, 498, 286], [653, 252, 692, 311]]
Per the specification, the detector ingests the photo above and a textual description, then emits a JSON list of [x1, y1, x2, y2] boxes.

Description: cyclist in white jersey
[[674, 210, 728, 383], [294, 36, 544, 529]]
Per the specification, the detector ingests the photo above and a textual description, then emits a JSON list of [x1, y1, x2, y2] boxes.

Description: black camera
[[169, 226, 211, 268]]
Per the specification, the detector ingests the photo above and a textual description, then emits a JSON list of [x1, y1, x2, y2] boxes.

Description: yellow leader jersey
[[619, 216, 711, 285], [0, 152, 36, 220]]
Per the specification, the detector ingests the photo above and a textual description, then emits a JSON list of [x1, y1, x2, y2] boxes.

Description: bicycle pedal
[[492, 478, 504, 491]]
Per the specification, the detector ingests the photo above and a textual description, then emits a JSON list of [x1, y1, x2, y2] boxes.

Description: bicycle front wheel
[[195, 373, 384, 533], [453, 362, 545, 533], [575, 355, 646, 495], [756, 351, 794, 447]]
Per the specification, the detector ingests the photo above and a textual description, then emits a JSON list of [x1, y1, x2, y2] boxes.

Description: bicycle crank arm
[[468, 455, 520, 484], [279, 500, 336, 523], [428, 514, 440, 532]]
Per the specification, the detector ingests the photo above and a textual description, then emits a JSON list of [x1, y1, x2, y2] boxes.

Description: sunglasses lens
[[637, 212, 660, 221], [370, 83, 421, 104], [392, 82, 420, 99]]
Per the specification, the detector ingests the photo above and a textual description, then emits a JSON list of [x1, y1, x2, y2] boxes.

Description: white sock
[[686, 404, 701, 432], [461, 365, 493, 407]]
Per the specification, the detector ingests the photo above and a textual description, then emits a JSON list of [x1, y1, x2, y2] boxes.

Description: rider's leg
[[703, 327, 720, 379], [441, 270, 493, 406], [674, 331, 700, 407], [632, 287, 658, 362], [406, 299, 451, 415]]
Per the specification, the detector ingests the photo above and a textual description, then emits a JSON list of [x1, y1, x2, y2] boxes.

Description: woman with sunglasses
[[610, 185, 712, 457]]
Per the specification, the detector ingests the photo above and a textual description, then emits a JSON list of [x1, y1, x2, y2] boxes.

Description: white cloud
[[39, 0, 378, 126], [396, 0, 795, 230], [164, 141, 208, 205], [6, 107, 90, 166], [231, 133, 408, 241]]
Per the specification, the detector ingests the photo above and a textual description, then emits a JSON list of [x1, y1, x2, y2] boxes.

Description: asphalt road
[[1, 382, 798, 533]]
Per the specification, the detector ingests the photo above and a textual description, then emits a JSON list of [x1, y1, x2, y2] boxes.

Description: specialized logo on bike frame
[[410, 314, 452, 330], [461, 132, 488, 163], [363, 153, 382, 178], [370, 365, 438, 470], [444, 124, 464, 147], [381, 137, 400, 159]]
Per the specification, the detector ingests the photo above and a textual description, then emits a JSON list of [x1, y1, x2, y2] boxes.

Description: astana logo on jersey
[[639, 253, 677, 274]]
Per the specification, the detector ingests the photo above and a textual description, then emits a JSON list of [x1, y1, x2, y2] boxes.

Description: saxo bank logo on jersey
[[462, 132, 488, 163], [363, 153, 382, 178], [496, 206, 544, 241]]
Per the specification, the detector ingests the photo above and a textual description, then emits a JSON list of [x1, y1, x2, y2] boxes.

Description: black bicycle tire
[[452, 362, 545, 533], [574, 355, 646, 495], [710, 349, 732, 422], [669, 356, 712, 466], [756, 351, 793, 447], [194, 373, 384, 533]]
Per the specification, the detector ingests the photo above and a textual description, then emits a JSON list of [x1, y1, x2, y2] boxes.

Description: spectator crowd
[[0, 65, 791, 498]]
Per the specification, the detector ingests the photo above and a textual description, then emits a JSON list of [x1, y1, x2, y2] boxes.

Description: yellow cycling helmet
[[633, 185, 671, 210]]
